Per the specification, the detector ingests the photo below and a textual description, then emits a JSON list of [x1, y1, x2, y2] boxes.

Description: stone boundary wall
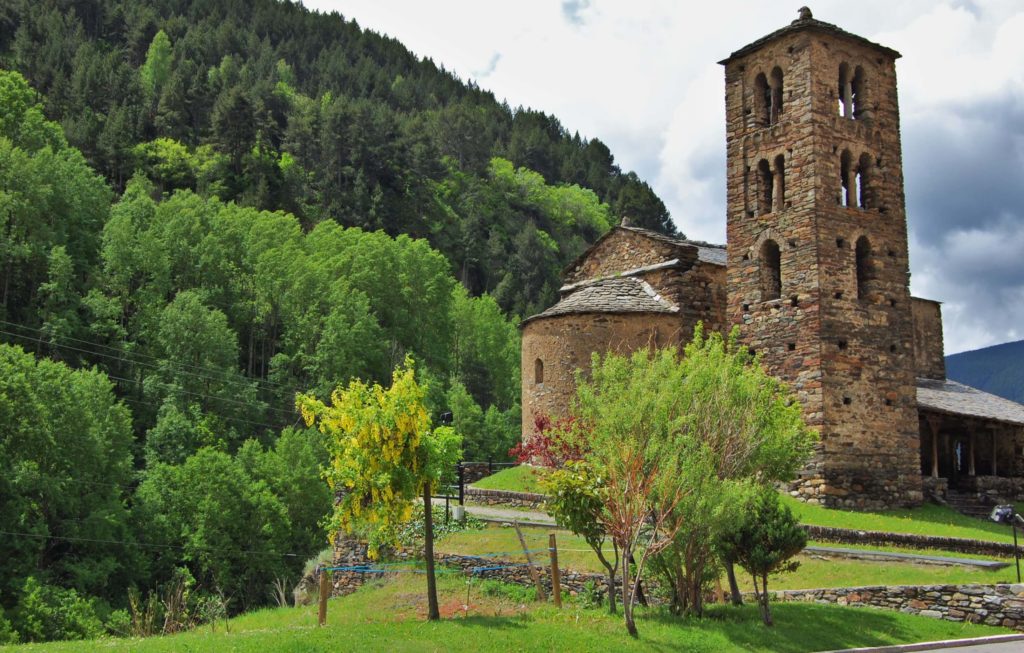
[[464, 488, 548, 509], [460, 463, 507, 485], [776, 584, 1024, 629], [327, 539, 1024, 631], [804, 525, 1023, 558]]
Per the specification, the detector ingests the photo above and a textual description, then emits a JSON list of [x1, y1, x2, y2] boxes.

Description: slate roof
[[917, 378, 1024, 427], [523, 277, 678, 325], [718, 8, 901, 65]]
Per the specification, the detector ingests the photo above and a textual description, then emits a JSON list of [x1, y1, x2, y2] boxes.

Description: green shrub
[[12, 577, 105, 642]]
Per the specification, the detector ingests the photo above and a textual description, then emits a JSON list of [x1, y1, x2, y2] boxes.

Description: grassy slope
[[473, 467, 1021, 544], [4, 574, 1009, 653], [438, 525, 1017, 589], [471, 465, 544, 493]]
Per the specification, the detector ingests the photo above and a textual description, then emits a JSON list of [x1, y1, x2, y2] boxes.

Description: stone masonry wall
[[777, 584, 1024, 629], [724, 22, 921, 509], [520, 312, 684, 434], [563, 228, 687, 285], [911, 297, 946, 380]]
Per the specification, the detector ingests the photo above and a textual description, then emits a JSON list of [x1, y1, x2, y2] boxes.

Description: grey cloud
[[903, 93, 1024, 351], [561, 0, 591, 26]]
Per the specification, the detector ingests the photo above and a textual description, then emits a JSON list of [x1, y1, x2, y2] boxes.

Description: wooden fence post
[[318, 568, 330, 626], [513, 521, 546, 601], [549, 532, 562, 608]]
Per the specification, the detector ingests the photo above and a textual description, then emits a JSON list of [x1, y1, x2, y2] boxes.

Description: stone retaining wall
[[777, 584, 1024, 629], [804, 525, 1023, 558], [464, 487, 548, 509]]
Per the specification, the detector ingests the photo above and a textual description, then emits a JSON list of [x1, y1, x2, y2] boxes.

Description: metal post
[[1014, 522, 1021, 584], [458, 463, 465, 506]]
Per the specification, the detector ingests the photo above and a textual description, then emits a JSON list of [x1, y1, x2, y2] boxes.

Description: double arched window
[[755, 154, 786, 215], [839, 149, 874, 209]]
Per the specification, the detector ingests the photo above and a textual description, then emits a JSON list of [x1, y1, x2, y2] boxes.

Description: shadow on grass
[[642, 603, 952, 653]]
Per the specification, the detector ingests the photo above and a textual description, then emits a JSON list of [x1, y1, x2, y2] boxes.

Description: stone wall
[[520, 312, 684, 434], [723, 19, 922, 509], [563, 228, 688, 285], [464, 487, 548, 509], [911, 298, 946, 380], [328, 538, 1024, 630], [776, 584, 1024, 629], [803, 524, 1024, 558]]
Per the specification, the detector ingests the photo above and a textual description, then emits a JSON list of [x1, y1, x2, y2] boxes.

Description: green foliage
[[720, 489, 807, 626], [132, 448, 292, 611], [396, 505, 485, 547], [298, 359, 462, 557], [0, 344, 134, 600], [139, 31, 172, 101], [11, 577, 104, 643]]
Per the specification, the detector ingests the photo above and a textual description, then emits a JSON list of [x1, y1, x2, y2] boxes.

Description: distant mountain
[[945, 340, 1024, 404]]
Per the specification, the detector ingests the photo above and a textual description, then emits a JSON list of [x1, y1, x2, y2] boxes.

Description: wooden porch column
[[927, 415, 940, 478], [968, 432, 976, 476], [991, 430, 998, 476]]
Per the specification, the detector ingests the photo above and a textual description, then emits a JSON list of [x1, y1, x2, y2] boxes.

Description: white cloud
[[301, 0, 1024, 354]]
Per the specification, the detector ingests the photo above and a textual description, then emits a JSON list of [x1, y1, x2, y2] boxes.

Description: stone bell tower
[[720, 8, 922, 508]]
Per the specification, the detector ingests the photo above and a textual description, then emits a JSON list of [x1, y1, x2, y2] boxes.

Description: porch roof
[[917, 378, 1024, 427]]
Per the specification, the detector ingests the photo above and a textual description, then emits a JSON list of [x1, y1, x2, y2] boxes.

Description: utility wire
[[0, 319, 302, 393], [0, 529, 304, 558]]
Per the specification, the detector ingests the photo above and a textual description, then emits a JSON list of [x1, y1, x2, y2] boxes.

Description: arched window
[[773, 154, 786, 212], [754, 73, 770, 127], [855, 236, 872, 300], [757, 159, 774, 215], [839, 63, 867, 119], [534, 358, 544, 384], [856, 153, 872, 208], [839, 149, 853, 207], [852, 66, 866, 119], [770, 66, 784, 124], [838, 63, 851, 117], [761, 239, 781, 301]]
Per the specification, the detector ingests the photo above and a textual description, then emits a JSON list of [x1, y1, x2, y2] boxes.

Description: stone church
[[520, 8, 1024, 510]]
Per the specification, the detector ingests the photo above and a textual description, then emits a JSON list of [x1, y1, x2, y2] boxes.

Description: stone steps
[[945, 490, 998, 520]]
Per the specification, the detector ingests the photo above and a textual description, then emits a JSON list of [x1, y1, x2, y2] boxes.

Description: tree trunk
[[759, 574, 773, 626], [726, 560, 743, 606], [629, 553, 648, 607], [621, 545, 638, 638], [595, 547, 617, 615], [423, 482, 440, 621]]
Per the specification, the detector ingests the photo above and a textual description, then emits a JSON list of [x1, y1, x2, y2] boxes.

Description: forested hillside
[[946, 340, 1024, 404], [0, 0, 678, 643]]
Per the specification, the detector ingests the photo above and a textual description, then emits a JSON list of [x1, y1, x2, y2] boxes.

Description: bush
[[397, 505, 484, 547], [12, 577, 105, 642]]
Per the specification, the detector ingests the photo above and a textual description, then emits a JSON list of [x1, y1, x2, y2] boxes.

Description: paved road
[[918, 643, 1024, 652], [464, 504, 557, 526]]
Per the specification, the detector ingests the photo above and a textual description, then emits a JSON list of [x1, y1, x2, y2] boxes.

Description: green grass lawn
[[471, 465, 545, 493], [438, 525, 1018, 589], [4, 572, 1009, 653], [784, 495, 1022, 544]]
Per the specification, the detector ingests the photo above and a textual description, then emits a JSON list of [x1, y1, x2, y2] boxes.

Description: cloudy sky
[[301, 0, 1024, 355]]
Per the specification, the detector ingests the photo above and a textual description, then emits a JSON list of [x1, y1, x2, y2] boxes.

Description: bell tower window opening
[[838, 63, 851, 117], [757, 159, 774, 215], [534, 358, 544, 385], [754, 73, 770, 127], [760, 239, 782, 301], [773, 154, 786, 212], [839, 149, 853, 207], [770, 66, 784, 124], [852, 65, 866, 119], [855, 236, 873, 300], [857, 152, 872, 208]]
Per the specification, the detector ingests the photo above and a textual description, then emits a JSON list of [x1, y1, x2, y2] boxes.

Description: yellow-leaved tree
[[297, 356, 461, 620]]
